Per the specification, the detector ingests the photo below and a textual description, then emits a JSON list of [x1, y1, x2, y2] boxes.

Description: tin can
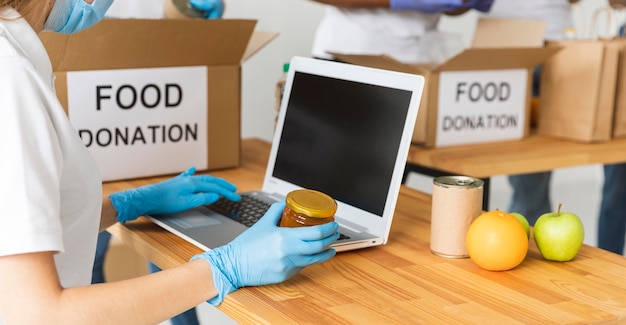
[[280, 189, 337, 227], [164, 0, 208, 19], [430, 176, 484, 258]]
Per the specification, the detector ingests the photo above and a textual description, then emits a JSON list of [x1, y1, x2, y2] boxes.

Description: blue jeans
[[597, 163, 626, 255], [507, 171, 552, 226], [92, 233, 200, 325], [92, 231, 112, 284], [507, 67, 552, 226], [509, 164, 626, 255]]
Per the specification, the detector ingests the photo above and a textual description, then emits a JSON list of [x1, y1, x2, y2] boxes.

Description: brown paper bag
[[537, 39, 623, 142], [612, 44, 626, 137]]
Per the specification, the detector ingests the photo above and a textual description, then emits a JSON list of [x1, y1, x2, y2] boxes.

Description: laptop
[[149, 56, 424, 252]]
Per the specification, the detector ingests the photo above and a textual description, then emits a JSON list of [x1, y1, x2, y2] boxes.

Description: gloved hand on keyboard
[[191, 200, 340, 305], [190, 0, 225, 19], [389, 0, 470, 13], [109, 167, 240, 223]]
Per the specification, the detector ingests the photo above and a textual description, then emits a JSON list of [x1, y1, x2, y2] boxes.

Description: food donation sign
[[436, 69, 527, 147], [66, 66, 208, 181]]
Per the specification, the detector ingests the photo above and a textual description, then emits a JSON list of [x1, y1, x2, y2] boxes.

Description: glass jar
[[280, 189, 337, 227]]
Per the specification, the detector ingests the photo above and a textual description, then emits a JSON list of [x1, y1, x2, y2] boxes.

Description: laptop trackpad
[[166, 209, 222, 229]]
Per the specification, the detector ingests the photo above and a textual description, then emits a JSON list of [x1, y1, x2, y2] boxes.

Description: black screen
[[272, 71, 413, 216]]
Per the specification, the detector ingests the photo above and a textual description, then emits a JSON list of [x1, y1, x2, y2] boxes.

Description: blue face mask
[[44, 0, 114, 34]]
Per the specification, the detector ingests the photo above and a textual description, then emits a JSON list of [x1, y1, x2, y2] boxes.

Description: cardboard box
[[39, 19, 276, 181], [331, 19, 559, 147]]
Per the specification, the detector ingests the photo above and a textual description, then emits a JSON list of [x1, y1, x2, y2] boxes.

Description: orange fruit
[[466, 210, 529, 271]]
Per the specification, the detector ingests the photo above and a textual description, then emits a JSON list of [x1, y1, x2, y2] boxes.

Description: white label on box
[[436, 69, 527, 147], [67, 66, 208, 181]]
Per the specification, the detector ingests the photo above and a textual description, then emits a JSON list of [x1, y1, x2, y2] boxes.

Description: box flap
[[435, 47, 561, 72], [39, 18, 257, 71], [243, 31, 279, 62], [472, 18, 546, 48], [329, 52, 430, 75]]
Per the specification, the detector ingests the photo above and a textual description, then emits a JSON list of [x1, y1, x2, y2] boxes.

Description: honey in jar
[[280, 189, 337, 227]]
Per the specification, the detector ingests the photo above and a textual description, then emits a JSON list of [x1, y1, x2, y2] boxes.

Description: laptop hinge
[[335, 216, 369, 233], [268, 192, 286, 201]]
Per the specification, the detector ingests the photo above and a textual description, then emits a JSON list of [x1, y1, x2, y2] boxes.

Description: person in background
[[598, 0, 626, 255], [0, 0, 339, 323], [310, 0, 495, 64], [105, 0, 223, 19], [489, 0, 626, 256], [598, 163, 626, 255], [92, 1, 225, 324], [484, 0, 580, 226]]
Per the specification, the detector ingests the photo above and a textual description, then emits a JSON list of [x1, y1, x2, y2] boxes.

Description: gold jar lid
[[286, 189, 337, 218]]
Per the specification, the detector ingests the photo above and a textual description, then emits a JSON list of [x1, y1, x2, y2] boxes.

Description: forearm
[[609, 0, 626, 8], [443, 7, 470, 16], [309, 0, 473, 14], [310, 0, 389, 8], [1, 252, 217, 324], [57, 260, 217, 324]]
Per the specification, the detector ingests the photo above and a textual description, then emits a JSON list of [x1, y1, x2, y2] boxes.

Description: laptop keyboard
[[207, 195, 271, 227], [207, 194, 350, 240]]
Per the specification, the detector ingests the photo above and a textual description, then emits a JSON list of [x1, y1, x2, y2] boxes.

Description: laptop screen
[[272, 71, 413, 216]]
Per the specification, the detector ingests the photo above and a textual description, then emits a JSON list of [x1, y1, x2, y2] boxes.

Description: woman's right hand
[[191, 200, 339, 305]]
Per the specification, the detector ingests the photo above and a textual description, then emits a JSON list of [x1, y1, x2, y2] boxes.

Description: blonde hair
[[0, 0, 38, 19]]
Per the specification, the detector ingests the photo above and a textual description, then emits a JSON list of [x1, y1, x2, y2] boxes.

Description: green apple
[[510, 212, 530, 239], [533, 204, 585, 262]]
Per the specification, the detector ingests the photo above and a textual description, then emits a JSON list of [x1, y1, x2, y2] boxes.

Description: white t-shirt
[[312, 7, 441, 63], [485, 0, 572, 41], [0, 9, 102, 289]]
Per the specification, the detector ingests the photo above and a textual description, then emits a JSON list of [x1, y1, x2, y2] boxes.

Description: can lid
[[434, 176, 484, 188], [286, 189, 337, 218], [170, 0, 207, 18]]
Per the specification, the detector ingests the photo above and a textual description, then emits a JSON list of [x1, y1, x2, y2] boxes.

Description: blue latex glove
[[389, 0, 469, 13], [467, 0, 494, 12], [109, 167, 240, 223], [190, 0, 224, 19], [191, 200, 339, 305]]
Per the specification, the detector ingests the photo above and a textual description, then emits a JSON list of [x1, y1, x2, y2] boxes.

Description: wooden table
[[405, 133, 626, 209], [106, 138, 626, 324], [407, 133, 626, 179]]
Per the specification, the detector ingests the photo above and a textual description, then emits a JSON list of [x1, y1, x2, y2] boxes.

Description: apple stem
[[558, 203, 562, 216]]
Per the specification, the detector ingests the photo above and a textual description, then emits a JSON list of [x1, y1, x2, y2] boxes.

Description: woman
[[0, 0, 339, 323]]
